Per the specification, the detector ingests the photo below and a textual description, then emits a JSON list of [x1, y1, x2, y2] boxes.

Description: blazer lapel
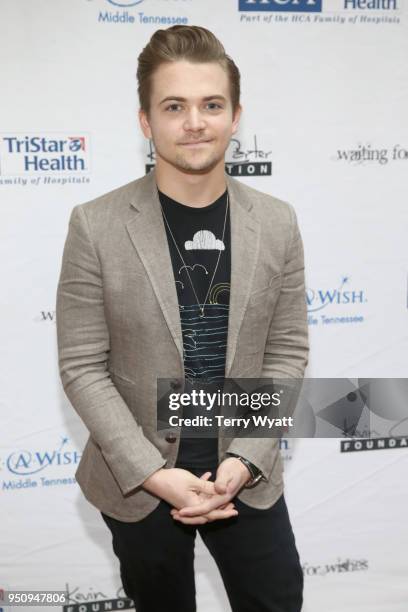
[[126, 170, 184, 361], [225, 174, 261, 377], [125, 169, 261, 379]]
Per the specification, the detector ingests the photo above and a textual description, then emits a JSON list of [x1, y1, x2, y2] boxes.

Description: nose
[[183, 107, 206, 132]]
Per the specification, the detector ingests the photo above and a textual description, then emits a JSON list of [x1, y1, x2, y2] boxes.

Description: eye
[[206, 102, 223, 110], [165, 104, 182, 112]]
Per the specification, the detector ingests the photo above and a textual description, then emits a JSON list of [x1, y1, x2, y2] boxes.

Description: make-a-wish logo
[[0, 134, 90, 175], [307, 276, 366, 312], [239, 0, 322, 12], [306, 276, 367, 325], [145, 134, 272, 176], [4, 437, 81, 476]]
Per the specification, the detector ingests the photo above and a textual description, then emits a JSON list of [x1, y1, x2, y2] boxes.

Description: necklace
[[160, 191, 229, 318]]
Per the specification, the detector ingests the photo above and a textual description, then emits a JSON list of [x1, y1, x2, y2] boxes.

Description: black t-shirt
[[158, 187, 231, 468]]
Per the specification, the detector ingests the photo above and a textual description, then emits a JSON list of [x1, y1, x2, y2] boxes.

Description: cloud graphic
[[185, 230, 225, 251]]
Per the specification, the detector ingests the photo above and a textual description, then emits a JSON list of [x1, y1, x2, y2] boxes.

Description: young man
[[56, 25, 308, 612]]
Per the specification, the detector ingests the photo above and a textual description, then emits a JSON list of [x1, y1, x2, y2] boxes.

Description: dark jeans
[[101, 467, 303, 612]]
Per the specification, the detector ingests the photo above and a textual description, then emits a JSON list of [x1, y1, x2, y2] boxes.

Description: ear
[[139, 108, 152, 139], [231, 104, 242, 135]]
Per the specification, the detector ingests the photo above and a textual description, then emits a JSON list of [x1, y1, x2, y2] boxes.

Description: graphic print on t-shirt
[[178, 228, 229, 384], [185, 229, 225, 251], [180, 283, 230, 384], [159, 190, 231, 385]]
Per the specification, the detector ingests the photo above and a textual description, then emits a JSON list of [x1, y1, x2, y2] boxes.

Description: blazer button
[[165, 432, 177, 444], [170, 378, 182, 390]]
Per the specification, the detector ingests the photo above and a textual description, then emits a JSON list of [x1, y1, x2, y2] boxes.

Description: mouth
[[179, 140, 213, 147]]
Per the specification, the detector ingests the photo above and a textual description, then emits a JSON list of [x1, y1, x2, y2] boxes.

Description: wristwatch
[[226, 453, 264, 488]]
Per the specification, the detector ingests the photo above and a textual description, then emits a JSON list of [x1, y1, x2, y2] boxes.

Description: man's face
[[139, 60, 241, 174]]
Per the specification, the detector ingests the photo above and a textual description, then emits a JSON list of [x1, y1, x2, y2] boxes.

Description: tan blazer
[[56, 168, 309, 522]]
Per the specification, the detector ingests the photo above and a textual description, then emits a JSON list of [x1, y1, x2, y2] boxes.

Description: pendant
[[199, 308, 205, 318]]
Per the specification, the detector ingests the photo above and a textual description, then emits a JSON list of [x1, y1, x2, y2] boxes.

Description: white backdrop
[[1, 1, 407, 611]]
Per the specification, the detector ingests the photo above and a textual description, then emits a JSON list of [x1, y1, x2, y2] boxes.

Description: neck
[[154, 158, 227, 208]]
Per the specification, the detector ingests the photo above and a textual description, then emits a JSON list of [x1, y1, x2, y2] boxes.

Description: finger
[[199, 471, 212, 481], [178, 494, 231, 517], [172, 504, 238, 523], [173, 514, 209, 525], [197, 478, 216, 496], [216, 502, 235, 511], [171, 502, 235, 517], [204, 508, 239, 522], [218, 502, 234, 510], [203, 501, 237, 518]]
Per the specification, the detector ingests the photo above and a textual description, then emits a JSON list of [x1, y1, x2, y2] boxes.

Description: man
[[56, 25, 308, 612]]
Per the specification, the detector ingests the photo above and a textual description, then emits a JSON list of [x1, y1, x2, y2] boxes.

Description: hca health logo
[[239, 0, 322, 12], [0, 134, 90, 175]]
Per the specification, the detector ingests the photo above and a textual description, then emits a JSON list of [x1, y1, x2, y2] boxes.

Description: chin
[[175, 153, 222, 173]]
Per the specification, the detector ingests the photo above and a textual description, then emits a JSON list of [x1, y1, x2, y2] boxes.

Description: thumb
[[214, 473, 233, 495]]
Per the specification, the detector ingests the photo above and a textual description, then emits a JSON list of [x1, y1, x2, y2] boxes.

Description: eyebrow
[[159, 95, 227, 105]]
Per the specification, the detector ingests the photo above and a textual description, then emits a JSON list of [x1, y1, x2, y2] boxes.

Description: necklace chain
[[160, 191, 229, 318]]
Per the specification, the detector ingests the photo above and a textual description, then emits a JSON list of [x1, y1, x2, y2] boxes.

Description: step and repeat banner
[[1, 1, 407, 610]]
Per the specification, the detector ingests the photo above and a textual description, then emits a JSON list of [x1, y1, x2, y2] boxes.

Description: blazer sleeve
[[225, 203, 309, 481], [56, 205, 166, 496], [260, 202, 309, 380]]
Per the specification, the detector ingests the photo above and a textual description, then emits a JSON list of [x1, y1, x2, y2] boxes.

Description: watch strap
[[226, 453, 264, 488]]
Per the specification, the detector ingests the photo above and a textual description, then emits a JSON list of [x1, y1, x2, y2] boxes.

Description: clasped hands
[[142, 457, 251, 525]]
